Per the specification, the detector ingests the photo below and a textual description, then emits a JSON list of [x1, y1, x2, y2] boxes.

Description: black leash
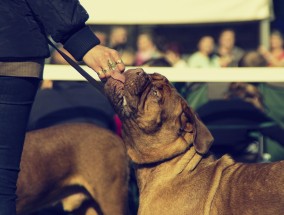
[[47, 39, 105, 95]]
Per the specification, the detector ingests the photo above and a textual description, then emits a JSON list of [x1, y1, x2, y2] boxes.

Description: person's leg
[[0, 76, 40, 215]]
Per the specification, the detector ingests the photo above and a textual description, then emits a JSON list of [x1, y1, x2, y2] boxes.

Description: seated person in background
[[142, 57, 171, 67], [238, 50, 268, 67], [135, 31, 162, 66], [164, 42, 188, 68], [109, 26, 135, 66], [225, 51, 268, 111], [259, 30, 284, 67], [217, 29, 244, 67], [187, 36, 220, 68], [120, 49, 135, 66], [109, 26, 128, 52], [225, 82, 264, 112], [93, 30, 108, 46]]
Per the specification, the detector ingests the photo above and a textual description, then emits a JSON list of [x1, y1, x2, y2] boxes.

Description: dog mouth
[[104, 68, 151, 118], [110, 70, 125, 84]]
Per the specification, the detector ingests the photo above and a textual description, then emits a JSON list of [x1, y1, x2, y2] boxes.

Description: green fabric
[[185, 84, 208, 110], [172, 82, 208, 110], [259, 83, 284, 127], [265, 138, 284, 162], [258, 83, 284, 161]]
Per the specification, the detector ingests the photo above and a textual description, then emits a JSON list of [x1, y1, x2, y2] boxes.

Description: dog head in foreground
[[104, 68, 213, 164]]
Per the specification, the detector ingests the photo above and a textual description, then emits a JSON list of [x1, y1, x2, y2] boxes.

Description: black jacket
[[0, 0, 100, 61]]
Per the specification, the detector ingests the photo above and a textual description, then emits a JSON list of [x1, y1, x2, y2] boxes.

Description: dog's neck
[[135, 146, 207, 193], [126, 130, 197, 165]]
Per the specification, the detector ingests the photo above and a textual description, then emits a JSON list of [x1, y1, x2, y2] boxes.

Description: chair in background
[[196, 99, 284, 162]]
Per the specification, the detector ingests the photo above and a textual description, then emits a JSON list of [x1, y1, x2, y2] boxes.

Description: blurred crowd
[[47, 26, 284, 68], [43, 25, 284, 136]]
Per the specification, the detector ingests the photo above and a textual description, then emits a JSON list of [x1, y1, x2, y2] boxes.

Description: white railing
[[43, 65, 284, 83]]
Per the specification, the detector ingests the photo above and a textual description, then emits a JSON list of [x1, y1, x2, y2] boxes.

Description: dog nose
[[134, 68, 145, 76], [136, 71, 143, 76], [136, 70, 150, 82]]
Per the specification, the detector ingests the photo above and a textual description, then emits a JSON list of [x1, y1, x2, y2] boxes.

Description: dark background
[[271, 0, 284, 34]]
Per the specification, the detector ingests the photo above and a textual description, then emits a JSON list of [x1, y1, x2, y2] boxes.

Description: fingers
[[92, 63, 107, 80], [110, 50, 125, 72], [97, 69, 107, 80], [82, 45, 125, 81]]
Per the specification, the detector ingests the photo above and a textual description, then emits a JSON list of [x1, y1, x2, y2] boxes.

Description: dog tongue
[[110, 71, 125, 83]]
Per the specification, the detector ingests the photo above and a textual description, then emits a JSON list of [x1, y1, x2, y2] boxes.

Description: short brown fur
[[17, 123, 129, 215]]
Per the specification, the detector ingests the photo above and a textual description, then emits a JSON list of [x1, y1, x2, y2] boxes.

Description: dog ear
[[182, 101, 213, 154], [192, 114, 213, 154]]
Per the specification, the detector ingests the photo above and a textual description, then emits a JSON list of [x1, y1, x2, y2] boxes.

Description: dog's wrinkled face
[[104, 68, 151, 119], [104, 68, 213, 164]]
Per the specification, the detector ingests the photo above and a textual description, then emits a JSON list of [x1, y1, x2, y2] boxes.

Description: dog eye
[[151, 87, 160, 96], [152, 90, 158, 96], [150, 88, 162, 102]]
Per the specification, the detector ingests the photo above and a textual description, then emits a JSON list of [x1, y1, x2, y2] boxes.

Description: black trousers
[[0, 76, 39, 215]]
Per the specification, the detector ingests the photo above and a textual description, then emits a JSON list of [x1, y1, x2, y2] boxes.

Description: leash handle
[[47, 39, 105, 94]]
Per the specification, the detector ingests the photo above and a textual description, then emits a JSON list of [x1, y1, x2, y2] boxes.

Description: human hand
[[83, 45, 125, 82]]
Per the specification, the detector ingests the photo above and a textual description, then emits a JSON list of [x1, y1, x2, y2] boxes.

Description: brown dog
[[104, 68, 284, 215], [16, 123, 129, 215]]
